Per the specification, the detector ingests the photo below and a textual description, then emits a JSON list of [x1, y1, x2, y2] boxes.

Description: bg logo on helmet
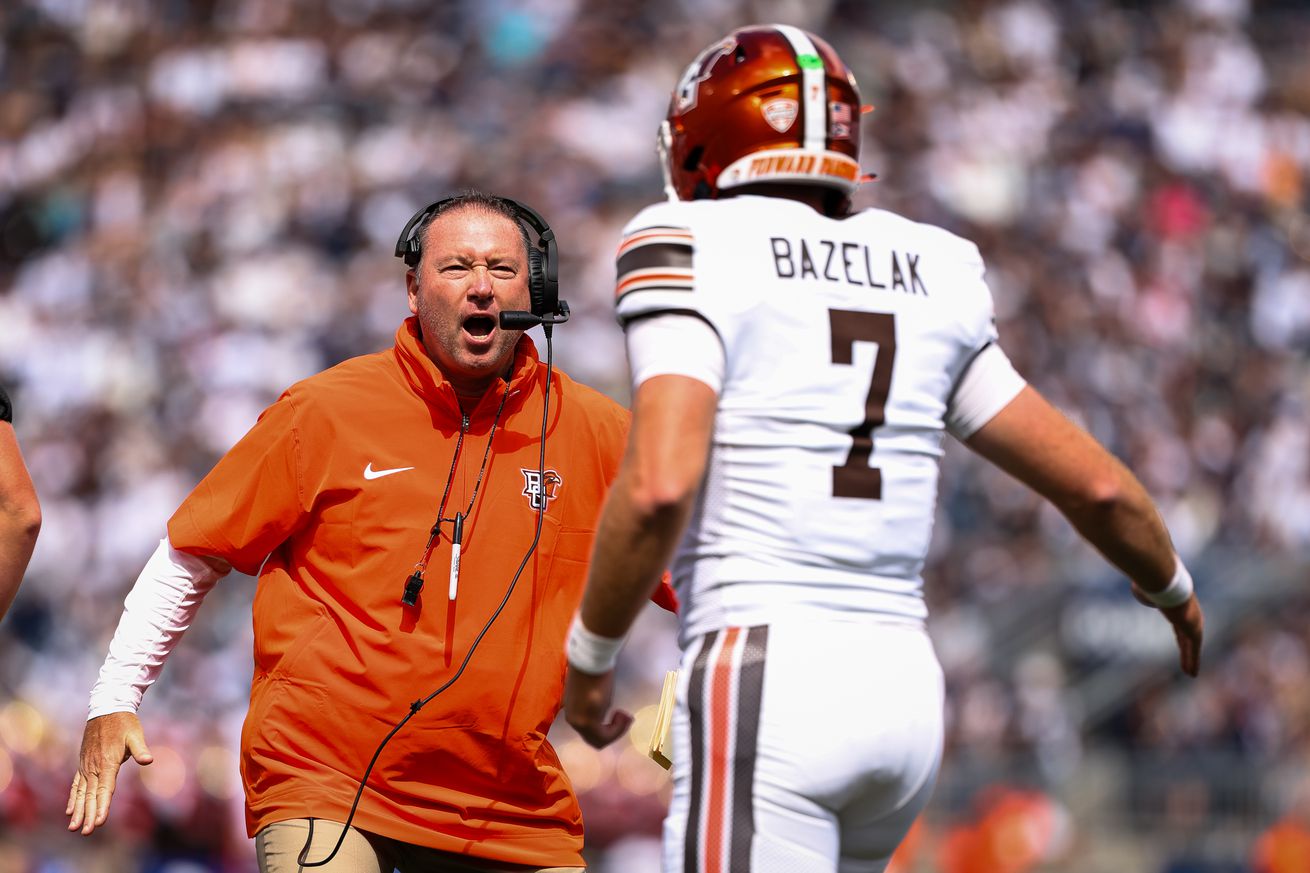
[[674, 38, 736, 113]]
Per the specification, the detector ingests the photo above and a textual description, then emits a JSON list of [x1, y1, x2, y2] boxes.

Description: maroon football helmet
[[660, 24, 863, 201]]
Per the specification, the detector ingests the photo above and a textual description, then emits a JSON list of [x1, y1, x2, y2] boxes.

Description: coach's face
[[406, 207, 532, 398]]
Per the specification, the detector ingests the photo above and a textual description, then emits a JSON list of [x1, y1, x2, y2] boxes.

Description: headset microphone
[[498, 302, 571, 332]]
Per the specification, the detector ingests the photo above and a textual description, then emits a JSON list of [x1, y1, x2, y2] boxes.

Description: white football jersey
[[616, 195, 1002, 640]]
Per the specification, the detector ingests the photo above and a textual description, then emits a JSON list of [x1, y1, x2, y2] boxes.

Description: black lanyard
[[402, 382, 511, 606]]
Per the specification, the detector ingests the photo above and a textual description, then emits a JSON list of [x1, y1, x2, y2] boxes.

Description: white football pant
[[663, 619, 943, 873]]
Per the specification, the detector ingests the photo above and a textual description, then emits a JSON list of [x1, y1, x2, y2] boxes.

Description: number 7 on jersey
[[829, 310, 896, 500]]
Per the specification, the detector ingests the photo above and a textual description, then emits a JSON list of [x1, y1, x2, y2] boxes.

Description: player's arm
[[565, 374, 717, 748], [602, 404, 681, 616], [0, 419, 41, 623], [584, 374, 716, 637], [964, 385, 1203, 676], [565, 306, 721, 747], [67, 539, 230, 834]]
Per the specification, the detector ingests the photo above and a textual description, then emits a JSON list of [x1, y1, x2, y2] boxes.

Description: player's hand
[[563, 666, 634, 749], [1132, 584, 1204, 678], [67, 711, 154, 835]]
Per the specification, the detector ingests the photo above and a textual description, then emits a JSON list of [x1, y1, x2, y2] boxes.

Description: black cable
[[298, 326, 558, 866], [404, 385, 511, 605], [450, 385, 511, 520]]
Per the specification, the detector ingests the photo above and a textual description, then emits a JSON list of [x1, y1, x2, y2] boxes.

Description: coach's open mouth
[[463, 314, 496, 338]]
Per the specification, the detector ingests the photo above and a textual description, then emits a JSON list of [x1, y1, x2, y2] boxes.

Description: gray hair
[[412, 190, 533, 267]]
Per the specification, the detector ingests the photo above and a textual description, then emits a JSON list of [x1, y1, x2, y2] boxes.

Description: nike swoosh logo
[[364, 463, 416, 480]]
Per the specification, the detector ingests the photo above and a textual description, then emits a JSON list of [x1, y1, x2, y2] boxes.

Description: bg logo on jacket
[[521, 469, 562, 511]]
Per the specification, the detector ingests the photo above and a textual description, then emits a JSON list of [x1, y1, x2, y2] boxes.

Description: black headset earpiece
[[394, 195, 561, 319], [394, 204, 431, 269], [526, 247, 546, 315], [507, 200, 558, 318]]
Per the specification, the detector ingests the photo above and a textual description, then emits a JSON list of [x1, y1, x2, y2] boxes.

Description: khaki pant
[[255, 819, 585, 873]]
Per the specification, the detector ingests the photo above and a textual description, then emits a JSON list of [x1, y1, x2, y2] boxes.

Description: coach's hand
[[67, 711, 154, 835], [564, 666, 634, 749]]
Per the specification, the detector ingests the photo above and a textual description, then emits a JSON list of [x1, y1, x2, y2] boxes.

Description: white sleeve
[[87, 538, 229, 719], [946, 343, 1027, 439], [625, 313, 726, 394]]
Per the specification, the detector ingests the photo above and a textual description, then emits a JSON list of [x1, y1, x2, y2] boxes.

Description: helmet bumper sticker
[[830, 102, 853, 140], [762, 98, 799, 132]]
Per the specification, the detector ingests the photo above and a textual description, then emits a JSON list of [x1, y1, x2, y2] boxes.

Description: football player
[[563, 24, 1203, 873]]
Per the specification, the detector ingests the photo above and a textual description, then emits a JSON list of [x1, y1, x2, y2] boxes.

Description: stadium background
[[2, 0, 1309, 870]]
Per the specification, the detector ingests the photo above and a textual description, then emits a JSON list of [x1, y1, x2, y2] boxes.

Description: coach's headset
[[393, 195, 571, 329], [300, 195, 569, 868]]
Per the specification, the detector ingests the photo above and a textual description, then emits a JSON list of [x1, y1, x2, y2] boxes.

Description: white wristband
[[566, 615, 626, 675], [1140, 557, 1194, 609]]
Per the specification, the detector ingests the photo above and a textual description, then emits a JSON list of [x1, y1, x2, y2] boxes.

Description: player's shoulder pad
[[619, 200, 704, 238], [848, 206, 992, 322], [848, 206, 984, 268], [846, 208, 996, 345], [616, 202, 701, 311]]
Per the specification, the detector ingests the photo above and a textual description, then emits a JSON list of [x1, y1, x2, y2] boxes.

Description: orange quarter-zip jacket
[[168, 317, 662, 865]]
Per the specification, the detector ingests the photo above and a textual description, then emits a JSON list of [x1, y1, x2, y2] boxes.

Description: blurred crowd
[[1, 0, 1309, 870]]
